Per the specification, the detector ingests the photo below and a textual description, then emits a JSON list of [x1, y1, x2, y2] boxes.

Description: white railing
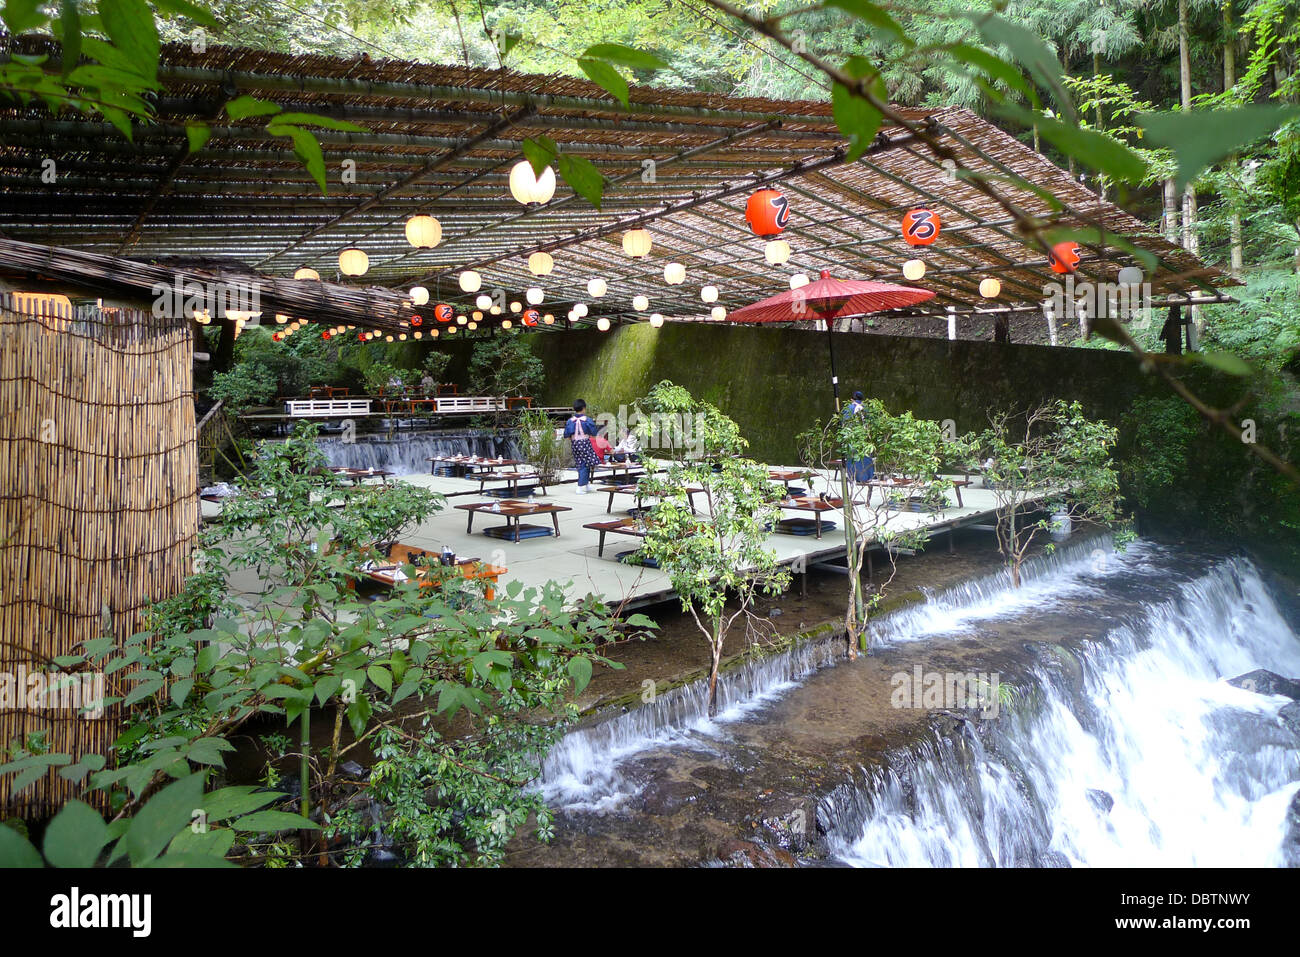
[[435, 396, 507, 414], [285, 399, 372, 417]]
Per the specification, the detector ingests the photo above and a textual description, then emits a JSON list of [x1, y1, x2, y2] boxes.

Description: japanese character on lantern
[[1049, 240, 1083, 274], [745, 188, 790, 238], [902, 208, 940, 246]]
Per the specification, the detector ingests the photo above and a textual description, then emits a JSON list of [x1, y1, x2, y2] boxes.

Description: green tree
[[977, 400, 1128, 585]]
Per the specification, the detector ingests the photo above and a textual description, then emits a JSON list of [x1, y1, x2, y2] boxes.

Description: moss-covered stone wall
[[529, 324, 1154, 463]]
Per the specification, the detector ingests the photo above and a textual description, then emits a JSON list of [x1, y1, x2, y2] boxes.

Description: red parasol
[[727, 270, 935, 411]]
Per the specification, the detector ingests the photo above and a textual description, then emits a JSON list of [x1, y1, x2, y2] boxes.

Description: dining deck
[[204, 464, 1032, 610]]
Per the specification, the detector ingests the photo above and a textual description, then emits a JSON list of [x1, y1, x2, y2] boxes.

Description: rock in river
[[1227, 669, 1300, 701]]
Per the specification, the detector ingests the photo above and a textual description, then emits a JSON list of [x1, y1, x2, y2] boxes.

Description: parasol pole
[[823, 314, 865, 643]]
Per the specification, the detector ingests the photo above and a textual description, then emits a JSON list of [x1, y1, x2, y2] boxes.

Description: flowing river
[[513, 538, 1300, 867]]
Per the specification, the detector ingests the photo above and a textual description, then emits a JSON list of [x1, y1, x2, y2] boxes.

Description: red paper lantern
[[745, 188, 790, 239], [410, 314, 423, 327], [522, 308, 540, 327], [322, 331, 331, 340], [357, 333, 366, 341], [272, 332, 281, 341], [901, 208, 940, 246], [1049, 240, 1082, 274], [433, 303, 454, 323]]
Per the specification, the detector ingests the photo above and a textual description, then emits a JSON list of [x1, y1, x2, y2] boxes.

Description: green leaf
[[58, 0, 82, 75], [231, 810, 319, 832], [582, 43, 669, 71], [98, 0, 160, 82], [125, 774, 205, 867], [44, 800, 109, 868], [999, 103, 1146, 184], [185, 123, 211, 154], [2, 0, 47, 34], [201, 786, 283, 823], [268, 124, 328, 195], [824, 0, 910, 45], [557, 151, 605, 209], [366, 664, 392, 694], [1195, 351, 1253, 377], [969, 13, 1074, 122], [567, 656, 593, 695], [522, 136, 558, 177], [346, 695, 372, 737], [152, 0, 219, 28], [1138, 106, 1300, 191], [944, 42, 1039, 108], [272, 112, 368, 133], [225, 95, 282, 120], [0, 824, 43, 868], [170, 676, 194, 708], [832, 70, 885, 163], [578, 57, 629, 108], [186, 736, 234, 767]]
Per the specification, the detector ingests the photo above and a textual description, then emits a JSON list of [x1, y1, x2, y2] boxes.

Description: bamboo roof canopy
[[0, 37, 1233, 340]]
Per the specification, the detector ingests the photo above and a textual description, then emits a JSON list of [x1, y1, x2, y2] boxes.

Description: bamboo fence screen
[[0, 294, 197, 817]]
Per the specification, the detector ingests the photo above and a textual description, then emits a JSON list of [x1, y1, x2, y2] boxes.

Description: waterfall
[[537, 535, 1128, 812], [313, 431, 521, 475], [820, 556, 1300, 867]]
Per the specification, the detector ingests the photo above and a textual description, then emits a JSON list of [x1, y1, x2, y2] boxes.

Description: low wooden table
[[775, 494, 844, 539], [477, 470, 546, 496], [364, 556, 507, 600], [428, 455, 523, 476], [331, 467, 393, 485], [593, 461, 645, 480], [582, 517, 646, 557], [455, 500, 571, 542], [768, 469, 810, 492], [597, 483, 707, 514]]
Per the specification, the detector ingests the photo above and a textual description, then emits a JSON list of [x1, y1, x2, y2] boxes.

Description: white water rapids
[[536, 539, 1300, 866]]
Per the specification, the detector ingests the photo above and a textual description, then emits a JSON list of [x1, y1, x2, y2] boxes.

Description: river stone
[[1279, 701, 1300, 740], [1227, 669, 1300, 701], [639, 778, 705, 815], [715, 839, 798, 868], [339, 760, 367, 778], [1283, 791, 1300, 868], [1086, 789, 1115, 815]]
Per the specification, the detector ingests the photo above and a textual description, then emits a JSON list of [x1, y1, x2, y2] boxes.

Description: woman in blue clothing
[[843, 391, 875, 483], [565, 399, 600, 493]]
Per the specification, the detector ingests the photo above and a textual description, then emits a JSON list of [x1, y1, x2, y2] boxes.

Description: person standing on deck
[[843, 390, 875, 483], [565, 399, 600, 493]]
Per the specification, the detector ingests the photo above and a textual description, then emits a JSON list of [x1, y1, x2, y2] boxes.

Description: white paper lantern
[[789, 273, 810, 290], [573, 302, 589, 318], [526, 287, 544, 305], [902, 259, 926, 281], [710, 306, 727, 320], [510, 301, 522, 313], [528, 251, 554, 276], [649, 313, 664, 328], [979, 277, 1001, 298], [409, 286, 430, 305], [701, 285, 719, 303], [509, 160, 556, 205], [764, 239, 791, 265], [543, 314, 555, 325], [457, 315, 467, 325], [1118, 265, 1144, 287], [663, 262, 686, 285], [490, 306, 501, 315], [475, 294, 492, 310], [622, 228, 652, 258], [459, 270, 483, 293], [596, 317, 611, 331], [339, 248, 369, 276], [501, 319, 512, 330], [632, 295, 649, 311], [587, 278, 608, 298], [293, 267, 320, 281], [404, 215, 442, 249]]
